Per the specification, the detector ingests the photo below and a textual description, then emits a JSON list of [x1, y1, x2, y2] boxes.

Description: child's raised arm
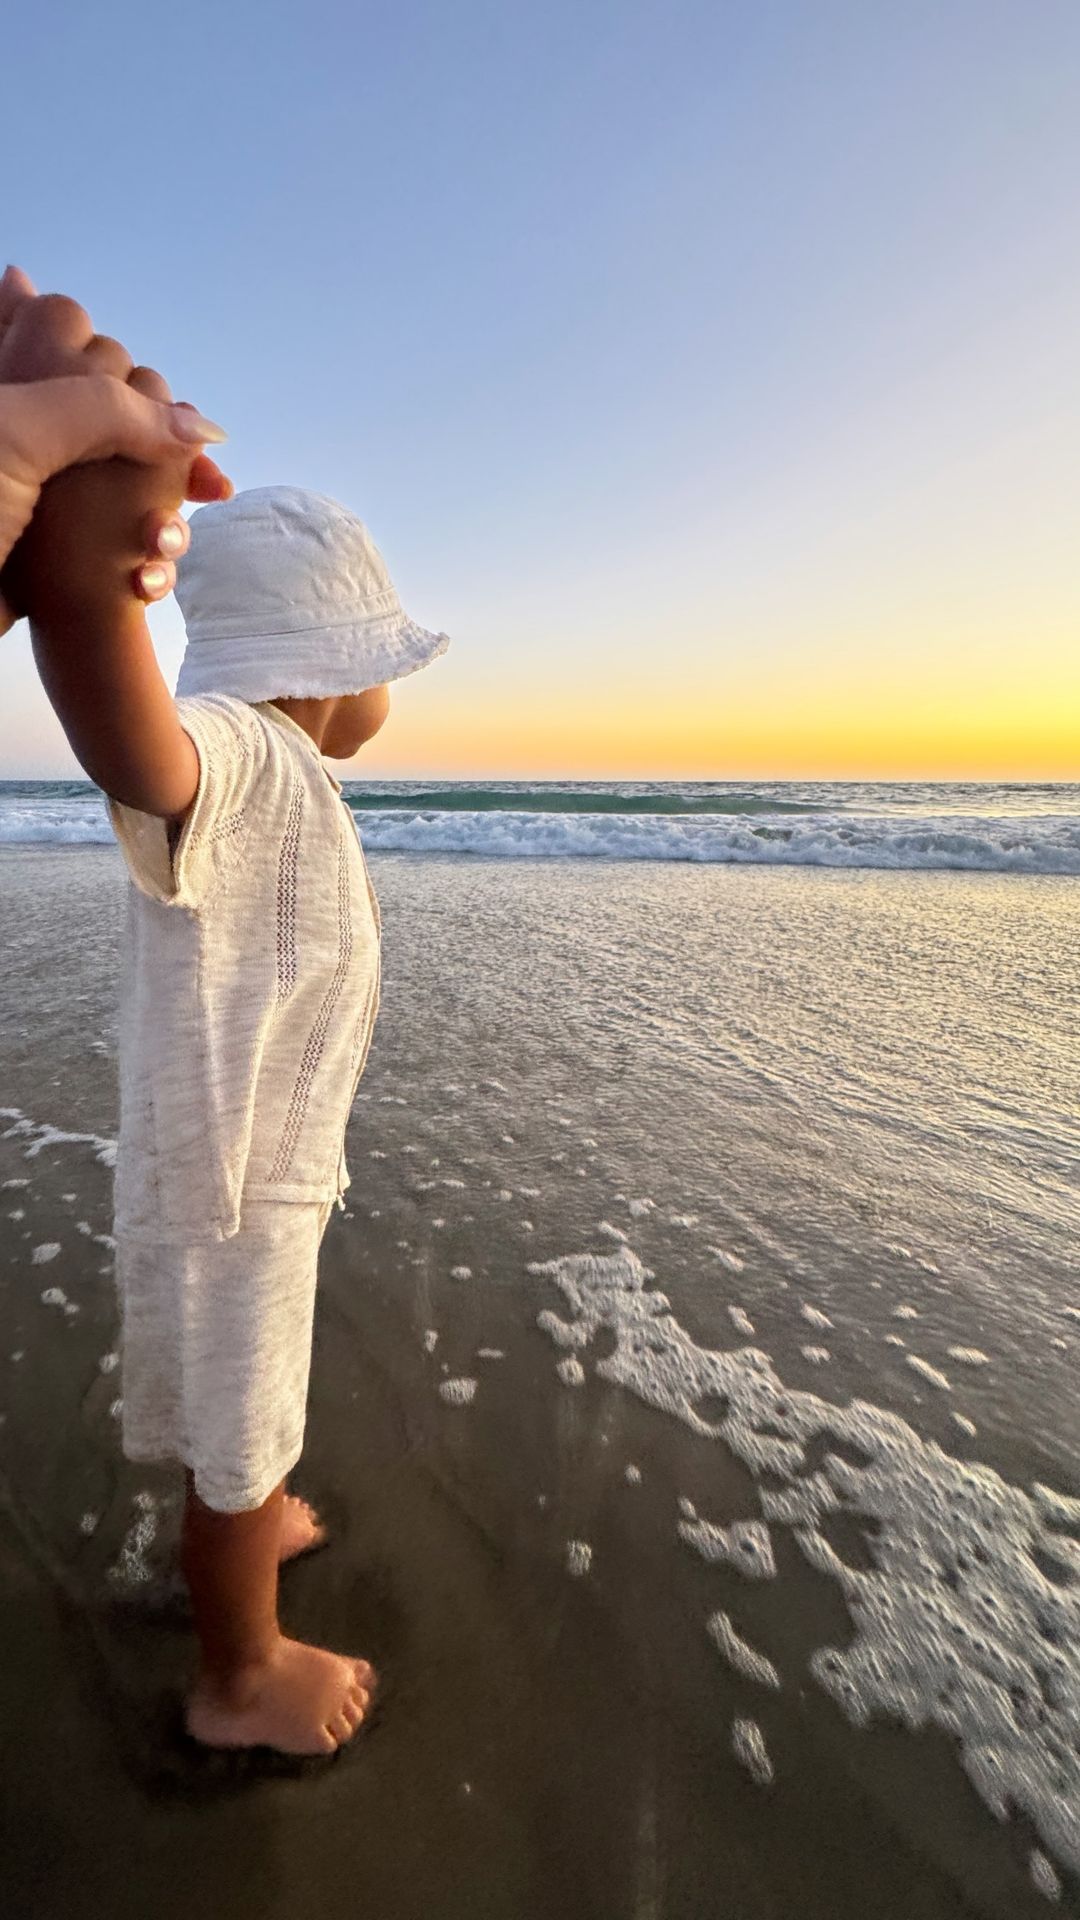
[[14, 440, 202, 819], [0, 280, 230, 818]]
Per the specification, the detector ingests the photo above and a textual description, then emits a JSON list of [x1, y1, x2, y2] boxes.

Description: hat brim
[[176, 612, 450, 702]]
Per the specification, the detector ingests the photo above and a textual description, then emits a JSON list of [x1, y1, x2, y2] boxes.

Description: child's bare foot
[[186, 1639, 376, 1755], [279, 1494, 327, 1564]]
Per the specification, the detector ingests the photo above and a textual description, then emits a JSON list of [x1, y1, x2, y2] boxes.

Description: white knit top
[[109, 696, 381, 1242]]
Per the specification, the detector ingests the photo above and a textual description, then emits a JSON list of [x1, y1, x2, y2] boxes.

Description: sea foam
[[532, 1245, 1080, 1877]]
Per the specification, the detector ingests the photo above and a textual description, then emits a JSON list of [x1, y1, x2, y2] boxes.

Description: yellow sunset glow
[[355, 657, 1080, 783]]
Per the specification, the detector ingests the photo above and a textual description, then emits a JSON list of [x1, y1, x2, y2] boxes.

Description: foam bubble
[[679, 1515, 776, 1581], [31, 1243, 61, 1265], [558, 1357, 586, 1387], [801, 1345, 831, 1365], [110, 1491, 156, 1587], [625, 1464, 642, 1484], [599, 1221, 629, 1243], [422, 1329, 439, 1352], [1, 1107, 116, 1168], [710, 1246, 745, 1272], [801, 1303, 832, 1330], [731, 1716, 774, 1787], [1030, 1850, 1062, 1902], [40, 1286, 67, 1308], [537, 1308, 589, 1351], [532, 1245, 1080, 1875], [566, 1540, 592, 1576], [450, 1265, 473, 1280], [906, 1355, 951, 1390], [439, 1377, 477, 1406], [628, 1198, 656, 1219], [948, 1347, 991, 1367], [477, 1347, 505, 1361], [893, 1304, 919, 1320], [707, 1611, 781, 1690], [951, 1413, 978, 1438], [728, 1306, 756, 1338]]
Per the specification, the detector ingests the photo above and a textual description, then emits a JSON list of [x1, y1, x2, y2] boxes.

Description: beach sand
[[1, 846, 1076, 1919]]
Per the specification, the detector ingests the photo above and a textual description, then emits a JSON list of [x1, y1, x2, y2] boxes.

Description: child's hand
[[9, 435, 192, 634]]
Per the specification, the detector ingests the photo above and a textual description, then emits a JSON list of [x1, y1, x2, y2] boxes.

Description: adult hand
[[0, 265, 231, 635]]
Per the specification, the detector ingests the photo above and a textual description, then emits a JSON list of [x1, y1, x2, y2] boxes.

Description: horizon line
[[1, 771, 1077, 788]]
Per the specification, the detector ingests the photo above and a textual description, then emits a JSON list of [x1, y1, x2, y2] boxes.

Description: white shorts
[[116, 1200, 333, 1513]]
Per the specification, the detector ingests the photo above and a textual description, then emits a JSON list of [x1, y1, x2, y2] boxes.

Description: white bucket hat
[[174, 486, 449, 702]]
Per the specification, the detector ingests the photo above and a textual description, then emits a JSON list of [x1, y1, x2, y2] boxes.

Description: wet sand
[[2, 1146, 1039, 1920], [0, 847, 1076, 1919]]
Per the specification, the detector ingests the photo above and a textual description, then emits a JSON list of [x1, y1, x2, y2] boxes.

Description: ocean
[[0, 795, 1077, 1914], [1, 777, 1079, 873]]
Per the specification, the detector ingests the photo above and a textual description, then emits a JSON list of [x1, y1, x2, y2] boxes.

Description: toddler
[[20, 460, 448, 1755]]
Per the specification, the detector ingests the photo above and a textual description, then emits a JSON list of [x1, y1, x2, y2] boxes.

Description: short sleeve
[[109, 695, 267, 909]]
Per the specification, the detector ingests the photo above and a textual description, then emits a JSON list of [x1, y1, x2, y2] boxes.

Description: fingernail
[[169, 404, 228, 445], [156, 520, 187, 557], [139, 564, 169, 595]]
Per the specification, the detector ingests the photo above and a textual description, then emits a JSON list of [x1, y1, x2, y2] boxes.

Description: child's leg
[[181, 1475, 374, 1755]]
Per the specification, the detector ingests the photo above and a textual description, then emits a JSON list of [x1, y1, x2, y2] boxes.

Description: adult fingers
[[0, 265, 37, 347], [135, 385, 233, 502], [127, 364, 173, 404], [1, 375, 226, 487], [0, 292, 94, 381], [130, 371, 232, 500], [172, 403, 234, 500], [81, 334, 135, 382]]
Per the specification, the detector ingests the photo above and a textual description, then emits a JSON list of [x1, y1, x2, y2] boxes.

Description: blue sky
[[4, 0, 1079, 777]]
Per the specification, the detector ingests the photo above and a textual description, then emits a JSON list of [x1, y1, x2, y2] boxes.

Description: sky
[[3, 0, 1079, 781]]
